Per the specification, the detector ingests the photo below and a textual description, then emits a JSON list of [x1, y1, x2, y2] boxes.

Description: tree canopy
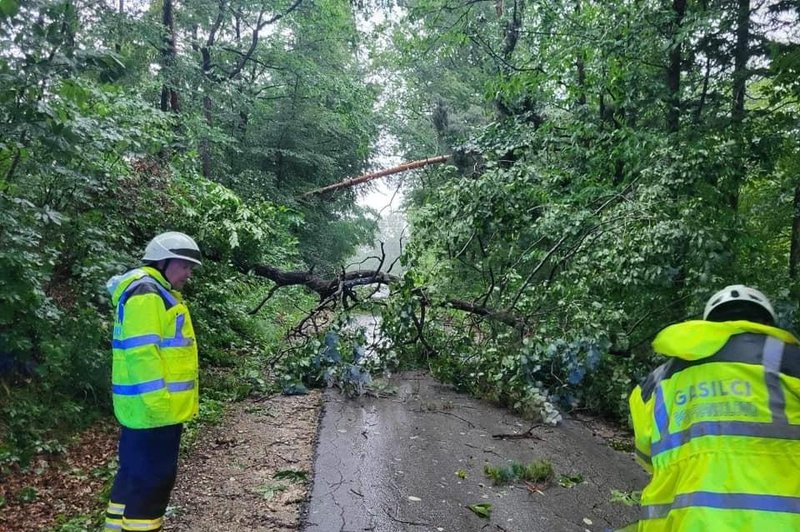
[[0, 0, 381, 467], [375, 0, 800, 419], [1, 0, 800, 485]]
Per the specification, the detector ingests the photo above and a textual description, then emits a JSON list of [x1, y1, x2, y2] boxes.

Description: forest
[[1, 0, 799, 526]]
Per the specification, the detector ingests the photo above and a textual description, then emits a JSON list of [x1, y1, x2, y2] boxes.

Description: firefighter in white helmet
[[104, 231, 201, 532], [628, 284, 800, 530]]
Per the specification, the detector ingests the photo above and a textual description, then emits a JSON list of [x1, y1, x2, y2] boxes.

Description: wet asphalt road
[[303, 371, 647, 532]]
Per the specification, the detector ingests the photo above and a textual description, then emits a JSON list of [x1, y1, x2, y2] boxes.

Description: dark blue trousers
[[107, 424, 182, 530]]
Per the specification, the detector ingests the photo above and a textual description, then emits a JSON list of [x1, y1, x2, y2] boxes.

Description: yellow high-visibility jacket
[[108, 266, 199, 429], [629, 320, 800, 531]]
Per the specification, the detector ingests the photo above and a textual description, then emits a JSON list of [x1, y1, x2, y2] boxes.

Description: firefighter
[[628, 284, 800, 530], [104, 232, 202, 532]]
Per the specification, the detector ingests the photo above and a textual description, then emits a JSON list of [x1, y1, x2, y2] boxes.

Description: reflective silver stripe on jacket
[[642, 491, 800, 520], [651, 337, 794, 457]]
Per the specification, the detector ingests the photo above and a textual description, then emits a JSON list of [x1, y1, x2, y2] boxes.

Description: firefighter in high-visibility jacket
[[629, 284, 800, 531], [104, 232, 202, 532]]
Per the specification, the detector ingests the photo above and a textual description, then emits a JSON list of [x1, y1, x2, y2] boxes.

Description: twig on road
[[492, 424, 543, 440], [464, 442, 503, 458], [425, 410, 476, 428], [382, 506, 431, 527]]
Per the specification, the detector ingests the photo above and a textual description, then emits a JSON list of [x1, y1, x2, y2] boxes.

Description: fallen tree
[[247, 245, 524, 342], [298, 155, 450, 198]]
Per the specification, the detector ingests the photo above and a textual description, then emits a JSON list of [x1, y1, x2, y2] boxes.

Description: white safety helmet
[[142, 231, 202, 265], [703, 284, 775, 322]]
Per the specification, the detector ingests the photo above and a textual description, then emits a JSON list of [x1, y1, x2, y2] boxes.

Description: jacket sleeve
[[118, 292, 167, 384], [629, 384, 654, 474]]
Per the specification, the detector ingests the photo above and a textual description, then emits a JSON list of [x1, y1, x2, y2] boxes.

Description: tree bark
[[201, 96, 213, 178], [197, 1, 227, 178], [160, 0, 179, 113], [59, 1, 76, 56], [731, 0, 750, 126], [502, 0, 522, 60], [666, 0, 686, 133], [574, 0, 586, 107], [116, 0, 124, 52], [251, 264, 399, 302], [789, 185, 800, 291], [247, 263, 523, 328], [728, 0, 750, 212], [299, 156, 450, 198], [693, 55, 711, 124]]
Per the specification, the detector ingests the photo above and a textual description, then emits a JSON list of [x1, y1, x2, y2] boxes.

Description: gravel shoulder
[[166, 390, 323, 531]]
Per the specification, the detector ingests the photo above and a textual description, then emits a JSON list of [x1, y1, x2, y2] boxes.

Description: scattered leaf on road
[[558, 473, 584, 488], [467, 502, 492, 518]]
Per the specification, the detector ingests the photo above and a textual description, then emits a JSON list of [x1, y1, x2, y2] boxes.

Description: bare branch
[[247, 262, 525, 330], [248, 283, 282, 316], [227, 0, 304, 80], [444, 297, 522, 328], [249, 264, 399, 310]]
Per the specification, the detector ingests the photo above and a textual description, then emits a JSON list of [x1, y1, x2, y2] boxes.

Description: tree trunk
[[59, 1, 76, 56], [574, 0, 586, 106], [247, 264, 522, 328], [160, 0, 179, 113], [732, 0, 749, 125], [201, 95, 213, 178], [728, 0, 750, 212], [197, 1, 227, 178], [299, 156, 450, 198], [116, 0, 124, 52], [502, 0, 522, 60], [666, 0, 686, 133], [789, 185, 800, 292], [693, 55, 711, 123]]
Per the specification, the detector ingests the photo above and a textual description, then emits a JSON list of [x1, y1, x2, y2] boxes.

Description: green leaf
[[255, 482, 287, 501], [558, 473, 584, 488], [0, 0, 19, 18], [467, 502, 492, 518], [274, 469, 309, 483], [610, 489, 642, 506], [18, 486, 37, 503]]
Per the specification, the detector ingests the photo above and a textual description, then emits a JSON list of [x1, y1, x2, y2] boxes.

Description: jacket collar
[[140, 266, 173, 290], [652, 320, 799, 361], [108, 266, 174, 306]]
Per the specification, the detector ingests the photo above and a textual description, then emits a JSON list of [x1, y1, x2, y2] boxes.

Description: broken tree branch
[[247, 262, 526, 331], [298, 155, 450, 198], [248, 264, 399, 314], [442, 297, 523, 328]]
